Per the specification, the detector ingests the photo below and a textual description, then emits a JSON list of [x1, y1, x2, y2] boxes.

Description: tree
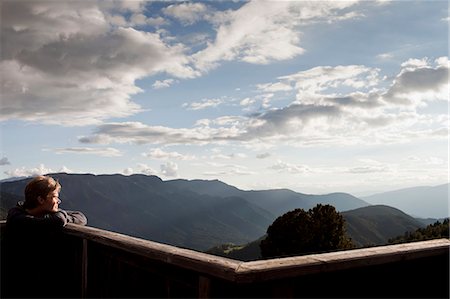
[[388, 218, 449, 244], [260, 204, 353, 258]]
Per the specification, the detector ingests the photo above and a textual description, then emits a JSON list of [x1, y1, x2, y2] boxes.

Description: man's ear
[[37, 196, 45, 205]]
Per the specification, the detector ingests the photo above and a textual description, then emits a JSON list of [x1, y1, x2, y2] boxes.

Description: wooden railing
[[1, 221, 449, 298]]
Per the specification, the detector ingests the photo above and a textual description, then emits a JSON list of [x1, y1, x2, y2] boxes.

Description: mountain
[[167, 178, 370, 218], [0, 173, 273, 251], [341, 205, 425, 247], [362, 184, 449, 219], [208, 205, 426, 261], [0, 173, 369, 251]]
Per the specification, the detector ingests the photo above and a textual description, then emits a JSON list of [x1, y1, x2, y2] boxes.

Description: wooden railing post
[[81, 239, 88, 298], [198, 275, 211, 299]]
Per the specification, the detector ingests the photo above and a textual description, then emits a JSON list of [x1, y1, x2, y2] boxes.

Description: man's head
[[24, 175, 61, 213]]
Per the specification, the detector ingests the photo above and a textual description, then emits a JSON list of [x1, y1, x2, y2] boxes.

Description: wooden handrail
[[2, 221, 449, 284], [62, 223, 449, 283], [63, 223, 241, 281]]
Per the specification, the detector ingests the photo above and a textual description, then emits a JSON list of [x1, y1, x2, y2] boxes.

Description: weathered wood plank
[[235, 239, 450, 282], [64, 224, 241, 281]]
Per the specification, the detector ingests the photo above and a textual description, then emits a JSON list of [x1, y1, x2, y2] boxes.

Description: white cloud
[[0, 1, 197, 126], [240, 97, 256, 107], [183, 98, 224, 110], [142, 148, 195, 160], [160, 161, 178, 177], [279, 65, 381, 103], [269, 160, 311, 174], [256, 82, 293, 93], [163, 2, 209, 25], [192, 1, 361, 71], [79, 58, 448, 147], [3, 164, 69, 177], [377, 53, 394, 60], [49, 147, 122, 157], [122, 167, 134, 175], [152, 79, 177, 89]]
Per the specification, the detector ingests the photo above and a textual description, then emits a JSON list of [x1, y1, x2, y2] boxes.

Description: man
[[1, 175, 87, 298], [6, 175, 87, 227]]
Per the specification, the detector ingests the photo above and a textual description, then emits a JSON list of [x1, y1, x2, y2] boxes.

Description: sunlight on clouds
[[0, 1, 195, 125], [4, 164, 71, 178]]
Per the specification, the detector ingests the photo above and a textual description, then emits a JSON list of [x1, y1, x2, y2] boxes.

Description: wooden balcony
[[1, 221, 449, 298]]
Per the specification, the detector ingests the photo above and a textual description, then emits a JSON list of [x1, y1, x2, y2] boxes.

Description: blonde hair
[[24, 176, 61, 209]]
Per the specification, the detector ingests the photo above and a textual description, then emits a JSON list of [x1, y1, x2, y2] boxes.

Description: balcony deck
[[1, 221, 449, 298]]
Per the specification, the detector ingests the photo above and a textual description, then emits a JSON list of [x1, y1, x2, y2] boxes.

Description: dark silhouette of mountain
[[208, 205, 426, 260], [0, 173, 368, 251], [362, 184, 449, 219]]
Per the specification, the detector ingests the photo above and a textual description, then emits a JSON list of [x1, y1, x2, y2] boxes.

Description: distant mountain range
[[208, 205, 427, 261], [0, 173, 438, 252], [362, 184, 449, 219]]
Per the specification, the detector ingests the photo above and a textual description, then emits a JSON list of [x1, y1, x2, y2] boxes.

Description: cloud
[[202, 163, 255, 176], [136, 163, 158, 176], [0, 157, 11, 166], [162, 2, 209, 25], [48, 147, 122, 157], [269, 160, 311, 174], [0, 1, 197, 126], [279, 65, 381, 103], [122, 167, 134, 176], [346, 158, 392, 174], [152, 79, 177, 89], [160, 161, 178, 177], [256, 82, 293, 93], [211, 153, 247, 160], [383, 58, 449, 106], [183, 98, 224, 110], [377, 53, 394, 60], [1, 1, 375, 126], [192, 1, 362, 71], [256, 153, 271, 159], [347, 165, 389, 174], [79, 58, 448, 147], [142, 148, 195, 160], [4, 164, 71, 177]]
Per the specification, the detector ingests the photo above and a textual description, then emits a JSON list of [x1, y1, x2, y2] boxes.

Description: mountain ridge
[[1, 173, 368, 251], [362, 183, 449, 219], [0, 173, 435, 253]]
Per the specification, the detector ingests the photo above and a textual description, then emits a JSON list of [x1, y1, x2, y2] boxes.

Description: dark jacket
[[1, 202, 88, 298], [6, 201, 87, 228]]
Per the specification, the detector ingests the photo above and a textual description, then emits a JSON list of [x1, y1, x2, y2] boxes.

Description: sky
[[0, 0, 448, 196]]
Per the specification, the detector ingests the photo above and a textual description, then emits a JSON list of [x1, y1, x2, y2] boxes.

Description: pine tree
[[260, 204, 353, 258]]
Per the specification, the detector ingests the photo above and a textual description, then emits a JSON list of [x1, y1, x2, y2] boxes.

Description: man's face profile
[[40, 190, 61, 213]]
